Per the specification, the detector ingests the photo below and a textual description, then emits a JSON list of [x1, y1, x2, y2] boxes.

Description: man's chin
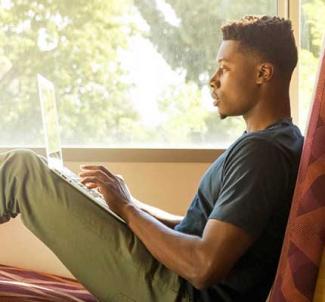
[[219, 112, 228, 120]]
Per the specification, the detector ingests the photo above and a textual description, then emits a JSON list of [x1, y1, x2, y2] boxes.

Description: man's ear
[[256, 63, 274, 84]]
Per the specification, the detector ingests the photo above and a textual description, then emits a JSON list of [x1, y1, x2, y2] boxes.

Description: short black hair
[[221, 16, 298, 76]]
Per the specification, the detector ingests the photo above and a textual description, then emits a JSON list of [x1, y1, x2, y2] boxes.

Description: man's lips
[[211, 92, 220, 106]]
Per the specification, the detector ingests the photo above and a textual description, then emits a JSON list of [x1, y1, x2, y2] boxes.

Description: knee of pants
[[7, 149, 41, 167]]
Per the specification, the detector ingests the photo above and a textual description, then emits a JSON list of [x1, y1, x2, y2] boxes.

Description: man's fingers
[[79, 170, 103, 178], [99, 165, 115, 178], [80, 165, 115, 178], [85, 182, 97, 189], [80, 165, 99, 170], [80, 176, 102, 187], [79, 169, 115, 183]]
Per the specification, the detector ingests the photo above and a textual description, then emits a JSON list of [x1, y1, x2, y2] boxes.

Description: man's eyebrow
[[217, 57, 230, 64]]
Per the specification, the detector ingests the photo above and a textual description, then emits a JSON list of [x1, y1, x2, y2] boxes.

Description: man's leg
[[0, 149, 189, 302]]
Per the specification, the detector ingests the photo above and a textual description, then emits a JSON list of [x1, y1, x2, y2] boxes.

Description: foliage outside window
[[299, 0, 325, 134], [0, 0, 276, 148]]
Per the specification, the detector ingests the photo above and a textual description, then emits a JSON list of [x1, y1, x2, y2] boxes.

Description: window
[[0, 0, 277, 149], [299, 0, 325, 134]]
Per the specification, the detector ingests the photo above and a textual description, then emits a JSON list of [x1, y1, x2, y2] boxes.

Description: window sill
[[0, 147, 224, 163]]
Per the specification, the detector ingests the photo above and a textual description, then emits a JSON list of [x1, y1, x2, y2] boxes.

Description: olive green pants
[[0, 149, 190, 301]]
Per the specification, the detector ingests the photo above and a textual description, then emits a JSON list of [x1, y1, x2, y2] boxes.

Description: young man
[[0, 16, 303, 301]]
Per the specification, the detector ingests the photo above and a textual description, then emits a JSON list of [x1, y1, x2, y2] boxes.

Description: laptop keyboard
[[52, 165, 124, 222], [60, 167, 103, 199]]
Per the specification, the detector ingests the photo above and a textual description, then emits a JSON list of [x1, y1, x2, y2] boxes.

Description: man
[[0, 16, 303, 301]]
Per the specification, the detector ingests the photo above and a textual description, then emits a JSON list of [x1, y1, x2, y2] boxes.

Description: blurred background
[[0, 0, 323, 148]]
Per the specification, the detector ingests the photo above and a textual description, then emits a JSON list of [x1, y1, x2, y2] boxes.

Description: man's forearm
[[121, 203, 210, 288], [132, 198, 184, 228]]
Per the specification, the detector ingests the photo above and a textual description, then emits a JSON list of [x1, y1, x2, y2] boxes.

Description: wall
[[0, 160, 210, 278]]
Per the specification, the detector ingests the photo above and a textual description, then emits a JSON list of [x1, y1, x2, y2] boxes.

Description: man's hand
[[79, 165, 183, 227], [79, 165, 135, 218]]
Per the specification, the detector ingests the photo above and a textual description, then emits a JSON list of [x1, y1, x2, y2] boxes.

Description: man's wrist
[[119, 202, 140, 224]]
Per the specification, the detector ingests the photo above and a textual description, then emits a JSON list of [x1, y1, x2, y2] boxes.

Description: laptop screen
[[37, 74, 63, 170]]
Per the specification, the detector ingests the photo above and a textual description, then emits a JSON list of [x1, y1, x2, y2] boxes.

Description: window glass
[[0, 0, 276, 148], [300, 0, 325, 134]]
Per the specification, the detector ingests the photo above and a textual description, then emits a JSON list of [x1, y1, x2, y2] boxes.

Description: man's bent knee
[[4, 149, 42, 170], [8, 149, 39, 160]]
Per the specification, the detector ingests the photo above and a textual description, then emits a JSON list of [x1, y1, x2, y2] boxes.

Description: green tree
[[134, 0, 276, 84], [0, 0, 141, 145], [3, 1, 306, 148], [157, 81, 243, 146], [300, 0, 325, 132], [133, 0, 274, 145]]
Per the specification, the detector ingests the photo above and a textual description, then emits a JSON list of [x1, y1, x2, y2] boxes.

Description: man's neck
[[243, 95, 291, 133], [244, 115, 291, 133]]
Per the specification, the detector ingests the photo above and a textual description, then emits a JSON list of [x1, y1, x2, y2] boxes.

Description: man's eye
[[218, 67, 226, 74]]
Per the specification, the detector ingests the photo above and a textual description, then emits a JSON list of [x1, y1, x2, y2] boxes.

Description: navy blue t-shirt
[[175, 119, 303, 302]]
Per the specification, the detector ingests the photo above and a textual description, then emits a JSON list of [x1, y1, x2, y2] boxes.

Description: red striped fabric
[[269, 42, 325, 301], [0, 265, 97, 301]]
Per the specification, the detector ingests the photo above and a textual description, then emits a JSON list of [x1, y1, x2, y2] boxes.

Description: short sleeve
[[209, 137, 289, 238]]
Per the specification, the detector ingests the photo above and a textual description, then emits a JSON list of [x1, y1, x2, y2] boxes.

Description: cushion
[[0, 264, 97, 301], [269, 39, 325, 301]]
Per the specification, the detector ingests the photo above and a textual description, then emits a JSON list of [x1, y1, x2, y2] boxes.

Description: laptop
[[37, 74, 125, 223]]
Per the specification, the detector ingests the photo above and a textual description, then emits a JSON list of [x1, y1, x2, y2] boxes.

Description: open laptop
[[37, 74, 125, 223]]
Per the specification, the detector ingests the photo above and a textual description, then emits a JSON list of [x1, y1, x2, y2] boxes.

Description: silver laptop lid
[[37, 74, 63, 170]]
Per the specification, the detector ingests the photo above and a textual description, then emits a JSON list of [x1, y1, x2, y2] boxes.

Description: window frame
[[1, 1, 301, 163], [0, 147, 223, 162]]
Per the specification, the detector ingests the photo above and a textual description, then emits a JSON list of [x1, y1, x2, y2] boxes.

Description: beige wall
[[0, 160, 210, 278]]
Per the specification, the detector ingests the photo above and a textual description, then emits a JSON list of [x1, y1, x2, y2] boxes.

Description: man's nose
[[209, 72, 220, 89]]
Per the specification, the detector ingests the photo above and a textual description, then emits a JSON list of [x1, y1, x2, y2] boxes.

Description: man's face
[[209, 40, 261, 119]]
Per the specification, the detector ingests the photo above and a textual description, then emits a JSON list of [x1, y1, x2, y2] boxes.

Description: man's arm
[[122, 205, 254, 289], [132, 198, 183, 228], [79, 165, 254, 289]]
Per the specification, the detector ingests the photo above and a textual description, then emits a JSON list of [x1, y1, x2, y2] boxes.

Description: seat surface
[[0, 264, 97, 302]]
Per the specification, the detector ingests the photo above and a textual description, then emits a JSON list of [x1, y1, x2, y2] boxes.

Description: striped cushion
[[0, 265, 97, 301], [269, 40, 325, 301]]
